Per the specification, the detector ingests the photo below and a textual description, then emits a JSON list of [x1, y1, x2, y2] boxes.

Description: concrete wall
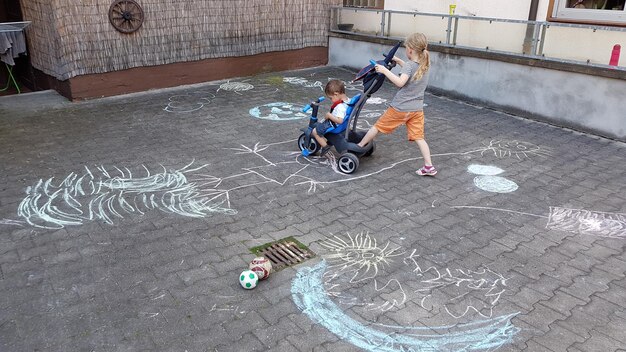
[[329, 36, 626, 141], [385, 0, 548, 19]]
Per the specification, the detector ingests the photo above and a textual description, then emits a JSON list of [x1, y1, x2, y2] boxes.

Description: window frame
[[548, 0, 626, 26]]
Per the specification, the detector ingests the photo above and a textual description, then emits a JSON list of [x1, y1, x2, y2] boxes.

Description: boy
[[312, 79, 349, 156]]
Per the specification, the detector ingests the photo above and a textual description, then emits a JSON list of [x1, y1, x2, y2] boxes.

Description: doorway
[[1, 0, 35, 96]]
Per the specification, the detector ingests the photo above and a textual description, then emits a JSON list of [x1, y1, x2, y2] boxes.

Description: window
[[550, 0, 626, 25], [343, 0, 384, 9]]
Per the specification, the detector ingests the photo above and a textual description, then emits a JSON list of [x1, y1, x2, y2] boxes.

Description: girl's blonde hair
[[405, 33, 430, 81]]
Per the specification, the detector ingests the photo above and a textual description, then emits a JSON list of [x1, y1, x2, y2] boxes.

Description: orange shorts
[[374, 107, 425, 141]]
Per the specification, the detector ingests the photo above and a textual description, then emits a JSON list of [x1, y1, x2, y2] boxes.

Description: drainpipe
[[523, 0, 540, 55]]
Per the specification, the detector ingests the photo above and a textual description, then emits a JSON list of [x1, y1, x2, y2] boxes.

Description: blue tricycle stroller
[[297, 41, 403, 174]]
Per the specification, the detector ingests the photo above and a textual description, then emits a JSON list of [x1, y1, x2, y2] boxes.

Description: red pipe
[[609, 44, 621, 66]]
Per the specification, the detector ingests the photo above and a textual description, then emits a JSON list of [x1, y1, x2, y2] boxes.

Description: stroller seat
[[322, 94, 362, 136]]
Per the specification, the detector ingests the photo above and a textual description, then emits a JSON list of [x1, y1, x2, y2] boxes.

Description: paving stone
[[1, 66, 625, 352]]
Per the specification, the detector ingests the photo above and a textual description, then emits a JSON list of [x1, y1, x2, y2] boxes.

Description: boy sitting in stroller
[[311, 79, 349, 156]]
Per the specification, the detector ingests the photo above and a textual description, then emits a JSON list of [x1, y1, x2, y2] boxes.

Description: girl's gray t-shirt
[[390, 60, 429, 112]]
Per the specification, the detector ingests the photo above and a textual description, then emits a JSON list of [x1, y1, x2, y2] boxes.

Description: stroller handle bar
[[302, 96, 325, 113]]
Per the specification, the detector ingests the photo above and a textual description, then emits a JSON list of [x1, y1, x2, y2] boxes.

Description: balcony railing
[[331, 6, 626, 70]]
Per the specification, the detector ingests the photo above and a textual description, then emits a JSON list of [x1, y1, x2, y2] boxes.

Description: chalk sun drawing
[[17, 161, 235, 229], [249, 102, 308, 121], [320, 231, 405, 283], [481, 140, 550, 159], [163, 93, 216, 113], [292, 261, 520, 352]]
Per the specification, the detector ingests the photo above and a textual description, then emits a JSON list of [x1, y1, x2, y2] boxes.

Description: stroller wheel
[[298, 133, 320, 155], [337, 153, 360, 174], [363, 141, 376, 157]]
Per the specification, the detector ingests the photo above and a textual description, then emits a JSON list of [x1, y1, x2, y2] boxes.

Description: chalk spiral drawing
[[17, 162, 235, 229], [249, 102, 308, 121], [163, 93, 216, 113], [292, 260, 520, 352]]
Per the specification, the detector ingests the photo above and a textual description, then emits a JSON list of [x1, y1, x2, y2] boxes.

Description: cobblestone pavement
[[1, 66, 625, 352]]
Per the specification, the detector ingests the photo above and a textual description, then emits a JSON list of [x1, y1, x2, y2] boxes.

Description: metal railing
[[331, 7, 626, 70]]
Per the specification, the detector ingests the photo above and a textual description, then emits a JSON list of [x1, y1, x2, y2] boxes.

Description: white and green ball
[[239, 270, 258, 289]]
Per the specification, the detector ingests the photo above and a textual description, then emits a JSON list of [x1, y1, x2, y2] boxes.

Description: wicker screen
[[20, 0, 341, 80]]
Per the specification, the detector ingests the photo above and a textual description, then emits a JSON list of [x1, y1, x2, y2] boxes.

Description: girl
[[357, 33, 436, 176]]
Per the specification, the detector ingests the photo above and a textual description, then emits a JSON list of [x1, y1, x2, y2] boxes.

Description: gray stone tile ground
[[1, 66, 625, 352]]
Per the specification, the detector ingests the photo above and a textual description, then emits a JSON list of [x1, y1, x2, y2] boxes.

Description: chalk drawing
[[292, 260, 520, 352], [17, 161, 235, 229], [163, 93, 216, 113], [216, 80, 254, 95], [467, 164, 504, 176], [320, 232, 405, 283], [404, 249, 508, 319], [451, 205, 625, 239], [482, 140, 551, 159], [283, 77, 324, 90], [473, 176, 519, 193], [366, 97, 387, 105], [249, 102, 308, 121], [0, 219, 24, 227], [450, 205, 548, 219], [344, 80, 364, 91], [547, 207, 626, 239]]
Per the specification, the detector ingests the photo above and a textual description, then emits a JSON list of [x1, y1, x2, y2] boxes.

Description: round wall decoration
[[108, 0, 144, 34]]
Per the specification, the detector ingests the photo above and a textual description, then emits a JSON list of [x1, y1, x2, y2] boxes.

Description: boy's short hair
[[324, 79, 345, 96]]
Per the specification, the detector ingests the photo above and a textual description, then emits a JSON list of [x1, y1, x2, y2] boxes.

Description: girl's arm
[[392, 56, 405, 67], [375, 64, 409, 88]]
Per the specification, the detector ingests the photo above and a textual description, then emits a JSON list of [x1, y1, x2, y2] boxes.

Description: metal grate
[[255, 240, 315, 271]]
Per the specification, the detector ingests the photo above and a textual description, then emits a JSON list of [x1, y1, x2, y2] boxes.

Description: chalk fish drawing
[[17, 161, 234, 229], [249, 102, 308, 121], [292, 261, 520, 352], [163, 93, 216, 113], [547, 207, 626, 239]]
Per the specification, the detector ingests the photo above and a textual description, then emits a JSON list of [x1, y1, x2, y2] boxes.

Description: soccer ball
[[239, 270, 258, 289], [249, 257, 273, 280]]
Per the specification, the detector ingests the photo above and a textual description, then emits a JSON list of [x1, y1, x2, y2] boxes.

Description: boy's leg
[[311, 129, 328, 147]]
